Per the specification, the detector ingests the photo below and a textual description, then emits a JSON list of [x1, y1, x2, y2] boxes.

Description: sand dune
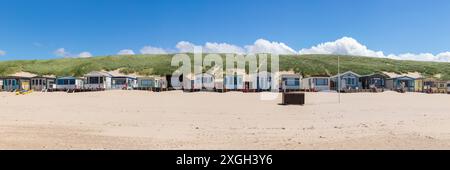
[[1, 90, 449, 149]]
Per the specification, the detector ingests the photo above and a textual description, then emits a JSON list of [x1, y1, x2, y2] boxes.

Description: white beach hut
[[84, 71, 112, 90]]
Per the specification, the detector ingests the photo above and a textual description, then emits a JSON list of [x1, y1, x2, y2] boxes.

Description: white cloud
[[204, 42, 245, 54], [0, 50, 6, 56], [175, 41, 201, 53], [140, 46, 167, 54], [54, 48, 92, 58], [98, 37, 450, 62], [78, 52, 92, 58], [299, 37, 450, 62], [175, 39, 296, 54], [299, 37, 385, 57], [245, 39, 297, 54], [117, 49, 135, 55], [54, 48, 69, 57]]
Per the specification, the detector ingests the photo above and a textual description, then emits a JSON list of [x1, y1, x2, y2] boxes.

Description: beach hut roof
[[57, 76, 83, 80], [85, 71, 113, 77], [383, 72, 423, 79], [8, 71, 37, 78], [32, 75, 56, 79], [387, 75, 416, 80], [360, 73, 388, 78], [107, 70, 139, 78], [331, 71, 361, 78]]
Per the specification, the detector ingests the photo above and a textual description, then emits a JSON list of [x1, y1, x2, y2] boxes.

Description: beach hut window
[[315, 78, 328, 86], [346, 78, 355, 85], [88, 77, 99, 84], [285, 78, 300, 86]]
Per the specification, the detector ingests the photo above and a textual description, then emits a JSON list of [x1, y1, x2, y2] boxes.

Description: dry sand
[[1, 90, 450, 149]]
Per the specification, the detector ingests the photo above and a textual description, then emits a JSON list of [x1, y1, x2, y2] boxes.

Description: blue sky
[[1, 0, 450, 61]]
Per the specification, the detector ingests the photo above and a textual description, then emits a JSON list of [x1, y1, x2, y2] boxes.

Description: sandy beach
[[0, 90, 449, 149]]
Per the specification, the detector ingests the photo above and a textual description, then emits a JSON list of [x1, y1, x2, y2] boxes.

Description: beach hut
[[301, 76, 330, 91], [223, 68, 245, 92], [224, 74, 244, 91], [84, 71, 112, 90], [385, 76, 415, 92], [279, 73, 302, 92], [359, 73, 387, 90], [1, 72, 36, 92], [182, 73, 202, 92], [0, 79, 3, 91], [214, 78, 224, 92], [200, 73, 215, 91], [136, 77, 155, 90], [55, 76, 84, 91], [256, 71, 272, 92], [1, 76, 32, 92], [330, 71, 361, 91], [31, 76, 56, 92], [447, 81, 450, 94], [423, 78, 447, 93], [414, 78, 424, 92], [111, 76, 137, 90], [153, 76, 168, 91]]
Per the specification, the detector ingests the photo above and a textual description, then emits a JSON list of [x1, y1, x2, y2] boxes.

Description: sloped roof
[[331, 71, 361, 78], [85, 71, 113, 77]]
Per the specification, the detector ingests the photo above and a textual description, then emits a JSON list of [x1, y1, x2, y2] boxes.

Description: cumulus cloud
[[131, 37, 450, 62], [54, 48, 69, 57], [204, 42, 245, 54], [299, 37, 450, 62], [0, 50, 6, 56], [140, 46, 167, 54], [245, 39, 297, 54], [175, 39, 296, 54], [54, 48, 92, 58], [78, 52, 92, 58], [175, 41, 201, 53], [299, 37, 385, 57], [117, 49, 135, 55]]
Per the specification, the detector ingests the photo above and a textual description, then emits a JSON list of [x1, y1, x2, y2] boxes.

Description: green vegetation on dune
[[1, 54, 449, 80]]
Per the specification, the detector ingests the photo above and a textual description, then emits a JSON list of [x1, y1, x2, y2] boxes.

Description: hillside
[[1, 54, 449, 80]]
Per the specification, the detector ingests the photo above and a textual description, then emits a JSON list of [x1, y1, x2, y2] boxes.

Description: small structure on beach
[[1, 72, 35, 92], [301, 76, 330, 92], [136, 76, 166, 91], [31, 76, 56, 91], [154, 76, 168, 91], [386, 76, 416, 92], [256, 71, 272, 92], [182, 73, 202, 92], [359, 73, 387, 90], [136, 77, 155, 90], [279, 73, 302, 92], [423, 78, 447, 93], [414, 77, 424, 92], [55, 76, 84, 91], [1, 76, 32, 91], [330, 71, 361, 91], [84, 71, 112, 90], [112, 76, 137, 90], [447, 81, 450, 94], [224, 74, 244, 91], [224, 68, 245, 92]]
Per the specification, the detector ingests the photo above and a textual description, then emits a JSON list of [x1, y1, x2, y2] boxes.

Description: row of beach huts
[[1, 70, 450, 94]]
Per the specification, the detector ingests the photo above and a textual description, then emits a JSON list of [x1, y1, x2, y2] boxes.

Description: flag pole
[[338, 55, 341, 104]]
